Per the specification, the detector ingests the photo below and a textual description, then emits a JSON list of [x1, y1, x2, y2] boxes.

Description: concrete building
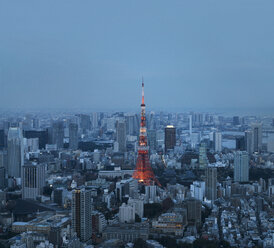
[[72, 188, 93, 242], [165, 125, 176, 153], [116, 121, 126, 153], [213, 132, 222, 152], [234, 151, 249, 182], [128, 197, 144, 218], [205, 167, 217, 201], [7, 127, 24, 178], [22, 163, 46, 200], [69, 123, 78, 150], [251, 123, 262, 152], [119, 203, 135, 223]]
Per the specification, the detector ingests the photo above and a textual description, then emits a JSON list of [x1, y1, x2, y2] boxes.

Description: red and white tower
[[133, 80, 161, 186]]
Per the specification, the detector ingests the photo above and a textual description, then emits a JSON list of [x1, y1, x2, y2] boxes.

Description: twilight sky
[[0, 0, 274, 112]]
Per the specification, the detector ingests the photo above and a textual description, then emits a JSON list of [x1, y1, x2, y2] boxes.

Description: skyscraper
[[234, 151, 249, 182], [22, 163, 46, 200], [165, 125, 176, 153], [51, 121, 64, 149], [245, 130, 253, 154], [72, 188, 93, 242], [147, 129, 157, 151], [69, 123, 78, 150], [7, 127, 24, 178], [199, 143, 208, 169], [116, 120, 126, 152], [251, 123, 262, 152], [213, 131, 222, 152], [186, 198, 201, 227], [205, 167, 217, 201]]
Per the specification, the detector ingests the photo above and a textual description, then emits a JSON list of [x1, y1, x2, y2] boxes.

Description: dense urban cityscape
[[1, 1, 274, 248], [0, 82, 273, 248]]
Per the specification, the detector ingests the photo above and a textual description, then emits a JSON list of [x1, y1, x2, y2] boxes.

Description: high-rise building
[[205, 167, 217, 201], [236, 136, 245, 151], [128, 198, 144, 219], [116, 121, 126, 153], [69, 123, 78, 150], [24, 130, 48, 149], [234, 151, 249, 182], [119, 203, 135, 223], [125, 114, 136, 136], [165, 125, 176, 153], [189, 115, 192, 135], [186, 198, 201, 227], [251, 123, 262, 152], [233, 116, 240, 126], [0, 167, 5, 189], [92, 112, 98, 128], [7, 127, 24, 178], [78, 114, 91, 133], [22, 163, 46, 199], [199, 143, 208, 169], [213, 132, 222, 152], [245, 130, 253, 154], [147, 129, 157, 151], [72, 188, 93, 242], [0, 130, 6, 150], [51, 121, 64, 149]]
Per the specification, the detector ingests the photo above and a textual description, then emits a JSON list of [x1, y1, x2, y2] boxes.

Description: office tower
[[205, 167, 217, 201], [78, 114, 91, 133], [128, 198, 144, 218], [245, 130, 253, 154], [0, 167, 5, 189], [186, 198, 201, 227], [133, 82, 160, 186], [236, 136, 245, 151], [22, 163, 46, 199], [125, 114, 136, 135], [213, 131, 222, 152], [72, 188, 92, 242], [69, 123, 78, 150], [234, 151, 249, 182], [199, 143, 208, 169], [145, 185, 157, 203], [7, 127, 24, 178], [0, 130, 5, 149], [24, 130, 48, 149], [92, 112, 98, 128], [165, 125, 176, 153], [233, 116, 240, 126], [51, 121, 64, 149], [190, 181, 205, 201], [189, 115, 192, 135], [116, 121, 126, 152], [147, 129, 157, 151], [0, 150, 7, 171], [251, 123, 262, 152], [24, 138, 39, 152], [119, 203, 135, 223]]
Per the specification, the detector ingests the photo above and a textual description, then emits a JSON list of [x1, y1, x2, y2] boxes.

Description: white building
[[119, 203, 135, 223], [128, 197, 144, 218], [213, 132, 222, 152]]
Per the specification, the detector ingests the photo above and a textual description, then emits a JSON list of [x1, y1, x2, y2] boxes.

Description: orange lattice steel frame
[[132, 81, 161, 186]]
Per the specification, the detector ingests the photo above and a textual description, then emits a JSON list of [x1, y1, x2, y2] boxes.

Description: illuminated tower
[[133, 81, 160, 186]]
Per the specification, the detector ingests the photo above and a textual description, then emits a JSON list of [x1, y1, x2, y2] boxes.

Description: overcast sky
[[0, 0, 274, 113]]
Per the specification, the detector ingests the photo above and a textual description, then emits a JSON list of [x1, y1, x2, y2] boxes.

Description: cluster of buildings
[[0, 106, 273, 248]]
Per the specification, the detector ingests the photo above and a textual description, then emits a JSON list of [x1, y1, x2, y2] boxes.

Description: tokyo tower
[[132, 80, 161, 186]]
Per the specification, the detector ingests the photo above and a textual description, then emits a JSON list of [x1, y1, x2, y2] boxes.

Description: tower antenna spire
[[141, 77, 145, 106]]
